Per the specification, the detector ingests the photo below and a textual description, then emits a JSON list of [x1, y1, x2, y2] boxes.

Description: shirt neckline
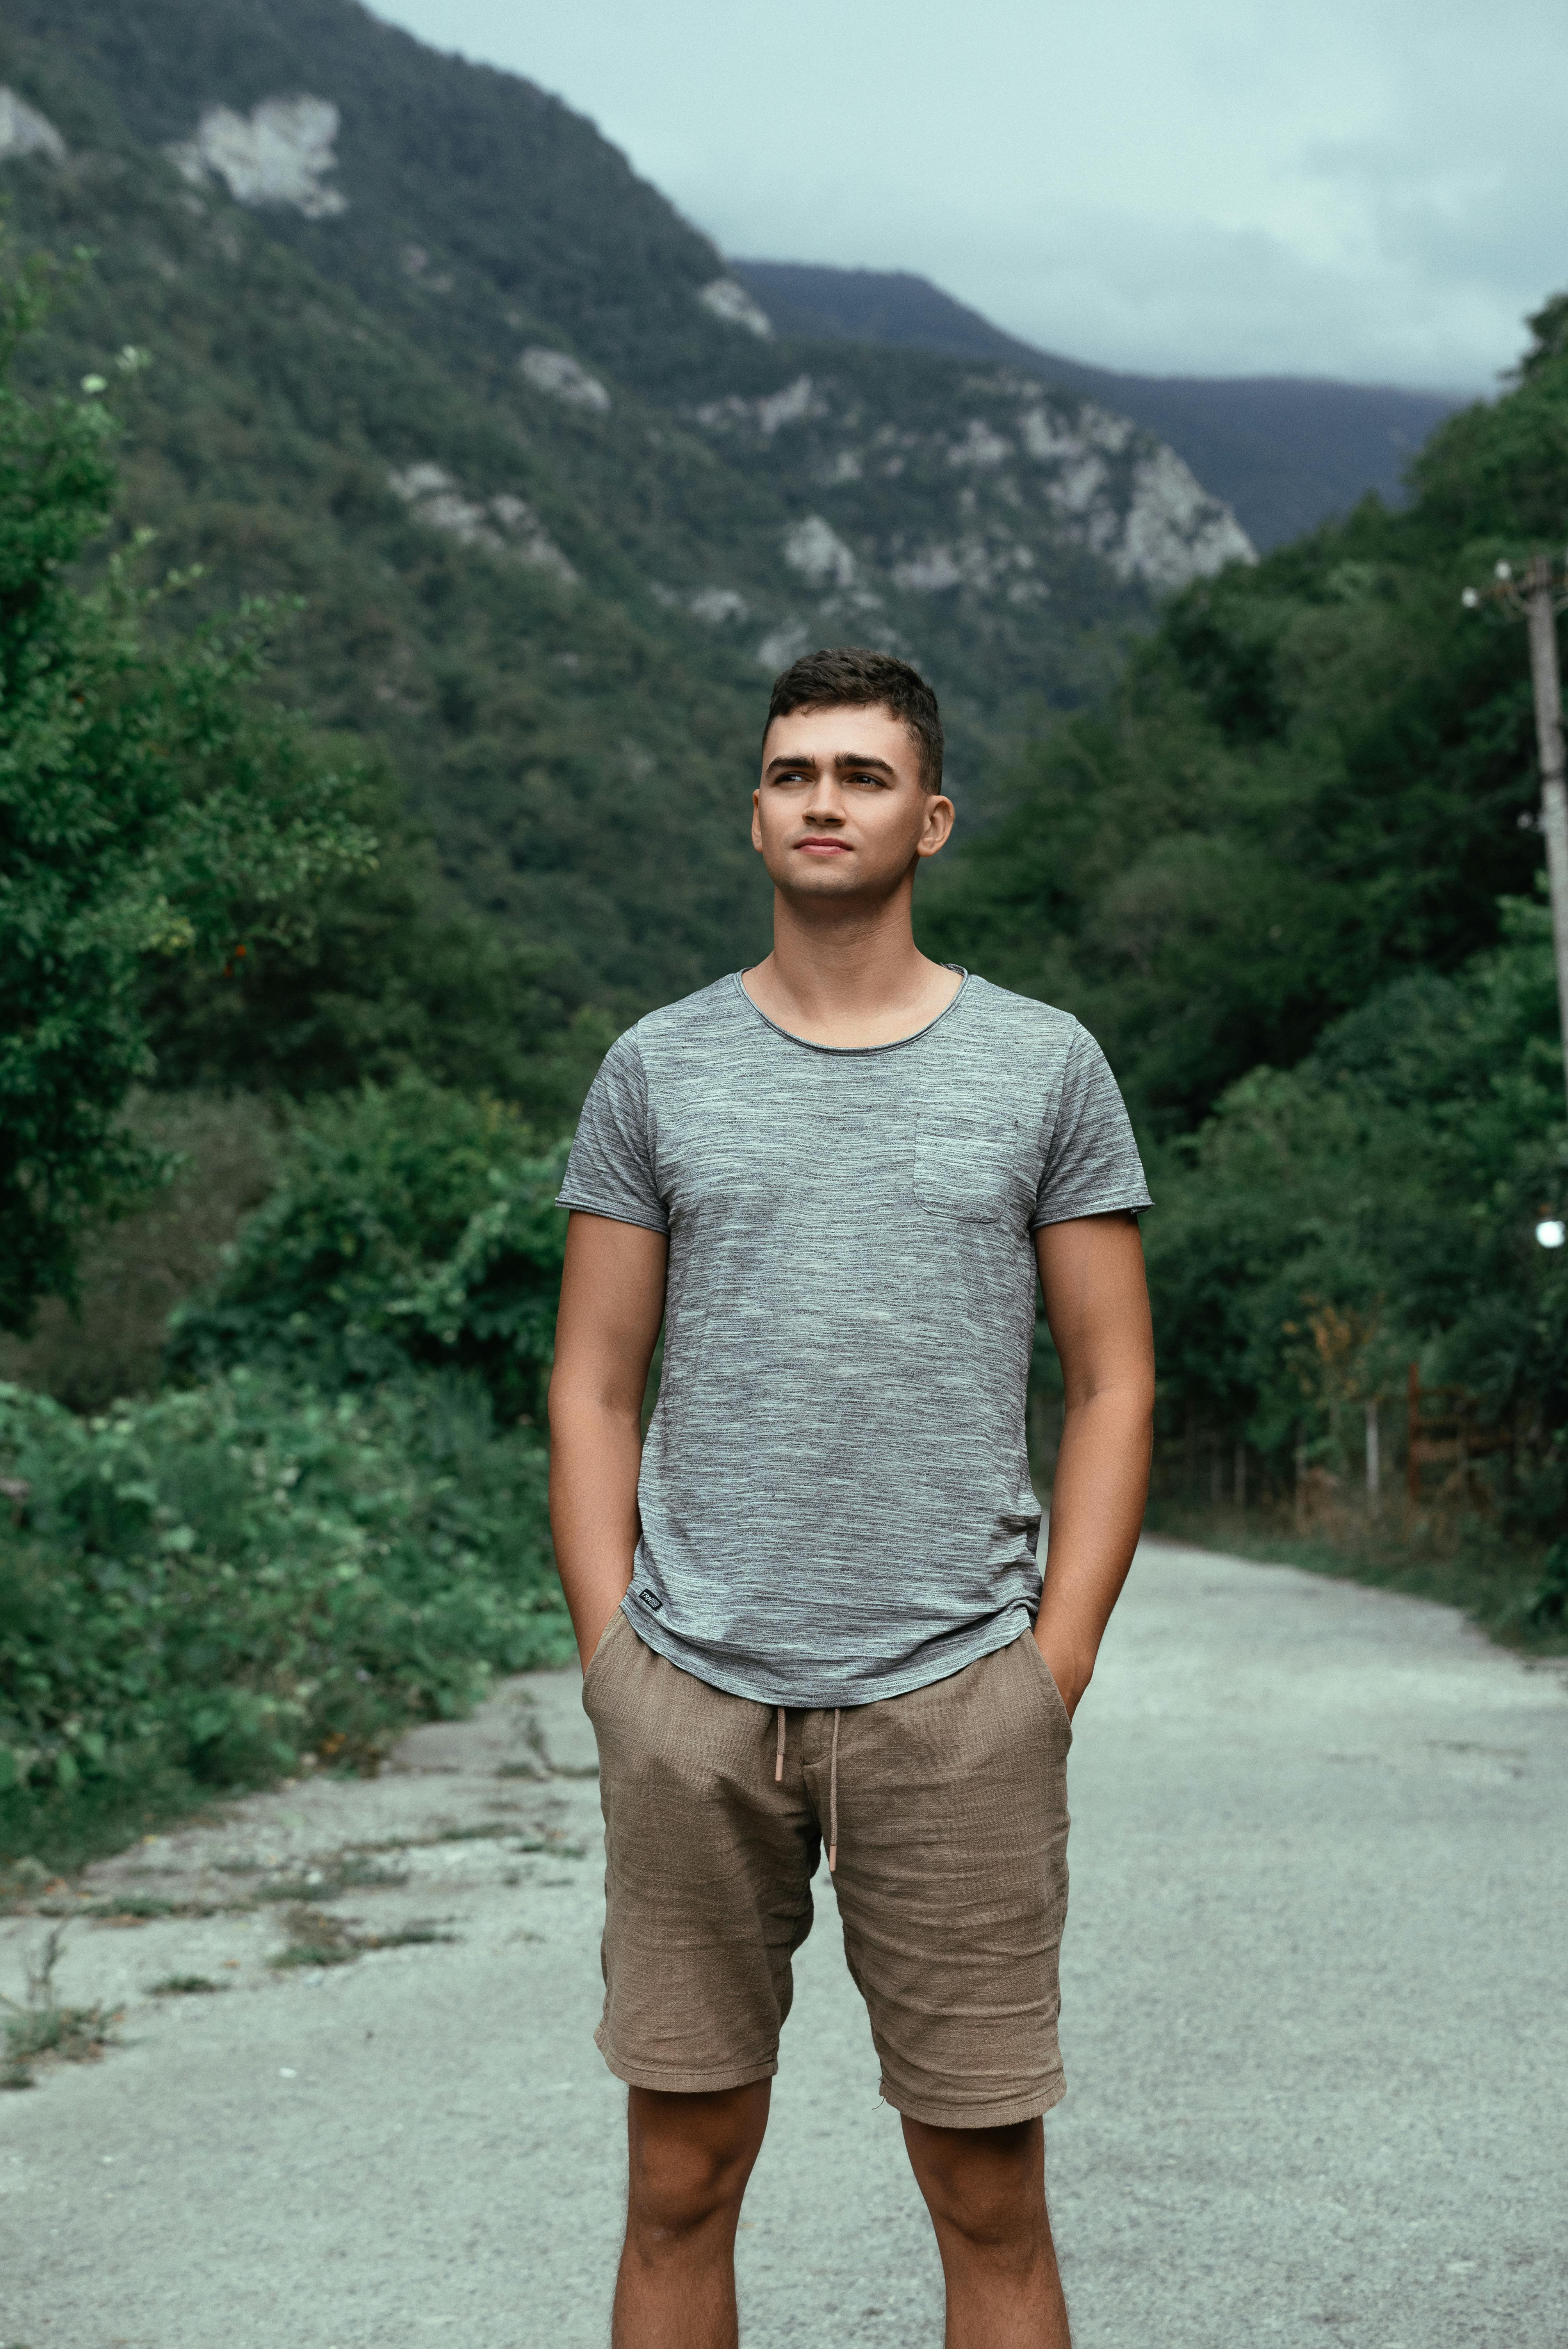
[[732, 967, 971, 1056]]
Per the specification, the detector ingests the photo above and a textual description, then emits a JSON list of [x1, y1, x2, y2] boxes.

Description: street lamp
[[1462, 549, 1568, 1116]]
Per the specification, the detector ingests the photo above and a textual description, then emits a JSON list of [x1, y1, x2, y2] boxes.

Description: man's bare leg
[[902, 2114, 1071, 2349], [612, 2081, 771, 2349]]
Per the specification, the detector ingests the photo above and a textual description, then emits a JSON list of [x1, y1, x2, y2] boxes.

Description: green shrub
[[0, 1367, 570, 1854], [0, 1091, 281, 1412], [166, 1075, 570, 1417], [1139, 893, 1568, 1498], [1523, 1538, 1568, 1629]]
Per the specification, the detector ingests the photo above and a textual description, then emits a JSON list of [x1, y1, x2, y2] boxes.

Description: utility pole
[[1523, 553, 1568, 1112], [1464, 551, 1568, 1113]]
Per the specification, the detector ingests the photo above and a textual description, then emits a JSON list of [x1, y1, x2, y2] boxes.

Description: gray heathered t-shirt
[[555, 970, 1151, 1709]]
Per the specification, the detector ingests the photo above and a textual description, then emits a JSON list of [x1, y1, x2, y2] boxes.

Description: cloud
[[370, 0, 1568, 388]]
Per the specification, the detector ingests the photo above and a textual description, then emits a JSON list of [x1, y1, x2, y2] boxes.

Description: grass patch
[[360, 1920, 458, 1950], [267, 1902, 458, 1969], [268, 1905, 360, 1969], [2, 1925, 122, 2088], [3, 2003, 117, 2074], [254, 1857, 409, 1903], [353, 1824, 513, 1854]]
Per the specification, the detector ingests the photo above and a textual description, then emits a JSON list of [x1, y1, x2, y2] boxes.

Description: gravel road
[[2, 1536, 1564, 2349]]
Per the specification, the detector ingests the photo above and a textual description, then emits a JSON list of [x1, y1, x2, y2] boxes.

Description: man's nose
[[802, 780, 847, 824]]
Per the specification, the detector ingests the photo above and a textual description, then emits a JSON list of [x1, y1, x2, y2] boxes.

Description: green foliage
[[166, 1076, 570, 1419], [0, 1366, 571, 1853], [0, 251, 373, 1335], [923, 528, 1541, 1134], [140, 764, 618, 1121], [0, 1090, 280, 1412], [1516, 293, 1568, 383], [1142, 895, 1568, 1498], [1523, 1536, 1568, 1628]]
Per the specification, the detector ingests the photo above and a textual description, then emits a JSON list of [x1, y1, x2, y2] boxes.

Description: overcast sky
[[371, 0, 1565, 392]]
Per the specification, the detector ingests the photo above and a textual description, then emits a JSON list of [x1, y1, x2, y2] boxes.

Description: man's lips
[[795, 836, 850, 855]]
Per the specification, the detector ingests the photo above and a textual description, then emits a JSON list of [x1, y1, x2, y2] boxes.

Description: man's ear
[[751, 786, 763, 851], [916, 794, 956, 858]]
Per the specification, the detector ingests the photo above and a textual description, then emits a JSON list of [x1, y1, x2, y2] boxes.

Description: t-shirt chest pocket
[[912, 1120, 1025, 1225]]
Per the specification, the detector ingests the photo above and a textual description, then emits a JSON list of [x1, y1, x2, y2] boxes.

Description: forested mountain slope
[[0, 0, 1252, 1027], [735, 261, 1463, 551], [920, 298, 1568, 1135]]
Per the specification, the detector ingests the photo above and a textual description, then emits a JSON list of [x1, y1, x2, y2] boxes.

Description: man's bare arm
[[547, 1212, 668, 1670], [1032, 1211, 1155, 1716]]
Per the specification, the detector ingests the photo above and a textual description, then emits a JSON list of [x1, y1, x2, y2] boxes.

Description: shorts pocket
[[582, 1604, 627, 1703], [913, 1124, 1014, 1223], [1020, 1630, 1073, 1744]]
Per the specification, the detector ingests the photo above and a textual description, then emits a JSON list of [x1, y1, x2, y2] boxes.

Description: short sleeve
[[555, 1029, 668, 1233], [1032, 1024, 1153, 1229]]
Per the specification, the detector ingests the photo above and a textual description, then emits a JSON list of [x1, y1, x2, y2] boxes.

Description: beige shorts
[[581, 1612, 1072, 2130]]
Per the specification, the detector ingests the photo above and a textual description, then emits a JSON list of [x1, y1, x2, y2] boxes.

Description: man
[[549, 646, 1154, 2348]]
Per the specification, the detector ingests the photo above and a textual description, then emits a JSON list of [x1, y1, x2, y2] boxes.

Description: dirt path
[[2, 1538, 1566, 2347]]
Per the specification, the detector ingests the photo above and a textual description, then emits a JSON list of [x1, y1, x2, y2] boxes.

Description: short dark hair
[[764, 646, 944, 793]]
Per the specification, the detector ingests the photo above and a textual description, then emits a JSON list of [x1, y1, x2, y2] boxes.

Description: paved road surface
[[2, 1537, 1565, 2347]]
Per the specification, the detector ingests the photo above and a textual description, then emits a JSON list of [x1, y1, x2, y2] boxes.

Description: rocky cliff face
[[686, 361, 1253, 637]]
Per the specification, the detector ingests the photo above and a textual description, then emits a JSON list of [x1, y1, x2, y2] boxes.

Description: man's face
[[752, 704, 954, 900]]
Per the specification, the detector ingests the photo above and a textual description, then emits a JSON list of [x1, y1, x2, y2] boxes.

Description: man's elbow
[[547, 1362, 641, 1439], [1066, 1365, 1156, 1424]]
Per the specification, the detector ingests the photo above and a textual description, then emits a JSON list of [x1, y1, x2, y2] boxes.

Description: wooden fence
[[1404, 1363, 1511, 1504], [1139, 1366, 1513, 1514]]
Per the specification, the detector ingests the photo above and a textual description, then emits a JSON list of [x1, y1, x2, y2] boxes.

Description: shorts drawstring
[[827, 1707, 841, 1875], [770, 1704, 843, 1873]]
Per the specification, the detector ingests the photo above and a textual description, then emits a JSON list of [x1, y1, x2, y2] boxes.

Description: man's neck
[[741, 892, 962, 1049]]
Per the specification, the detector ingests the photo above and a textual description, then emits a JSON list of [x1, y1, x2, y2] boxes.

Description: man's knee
[[626, 2082, 770, 2243], [903, 2114, 1048, 2251]]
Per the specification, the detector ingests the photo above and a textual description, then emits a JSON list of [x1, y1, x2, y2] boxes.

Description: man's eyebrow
[[762, 750, 898, 777]]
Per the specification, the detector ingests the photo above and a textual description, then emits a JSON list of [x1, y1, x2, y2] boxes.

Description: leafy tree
[[0, 251, 372, 1333], [1142, 893, 1568, 1507], [165, 1075, 569, 1418], [139, 758, 617, 1125]]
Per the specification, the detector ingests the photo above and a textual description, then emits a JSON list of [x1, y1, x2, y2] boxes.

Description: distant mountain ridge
[[732, 261, 1463, 551]]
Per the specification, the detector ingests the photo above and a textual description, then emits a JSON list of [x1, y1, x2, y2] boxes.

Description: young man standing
[[549, 647, 1154, 2348]]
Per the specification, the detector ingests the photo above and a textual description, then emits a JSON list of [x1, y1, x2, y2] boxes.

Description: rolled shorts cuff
[[877, 2067, 1066, 2132], [595, 2025, 778, 2098]]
